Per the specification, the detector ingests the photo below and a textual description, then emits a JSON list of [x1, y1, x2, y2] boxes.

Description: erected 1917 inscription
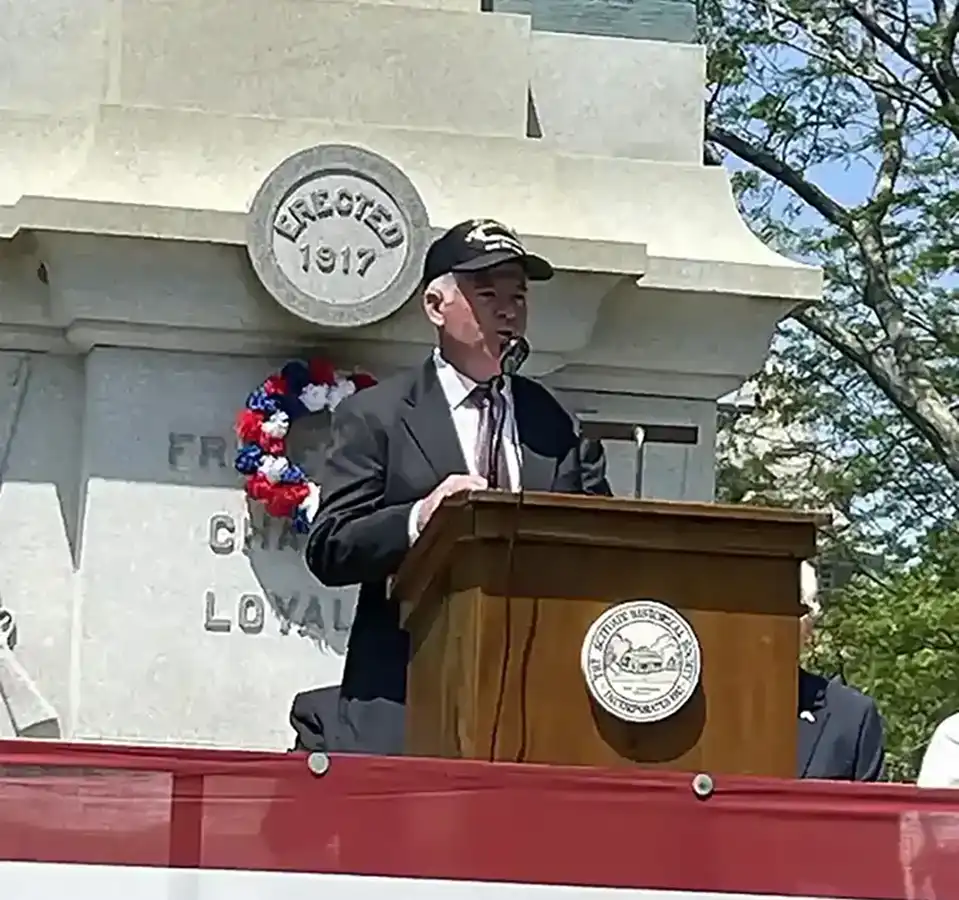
[[247, 144, 430, 329], [272, 172, 406, 305]]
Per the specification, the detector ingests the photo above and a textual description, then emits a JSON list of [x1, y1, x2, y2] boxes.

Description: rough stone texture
[[0, 355, 81, 737], [0, 348, 358, 750], [528, 32, 704, 162], [118, 1, 530, 135]]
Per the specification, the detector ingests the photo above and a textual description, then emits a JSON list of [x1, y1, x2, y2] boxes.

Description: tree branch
[[940, 0, 959, 98], [796, 307, 959, 481], [866, 21, 907, 224], [760, 0, 959, 142], [706, 125, 854, 230], [839, 0, 955, 107]]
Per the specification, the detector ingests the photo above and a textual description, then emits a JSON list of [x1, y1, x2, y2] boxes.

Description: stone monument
[[0, 0, 820, 750]]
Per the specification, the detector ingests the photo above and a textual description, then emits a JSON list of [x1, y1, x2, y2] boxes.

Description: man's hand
[[416, 474, 487, 533]]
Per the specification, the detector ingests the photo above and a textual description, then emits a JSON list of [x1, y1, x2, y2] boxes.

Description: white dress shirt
[[408, 350, 521, 543], [918, 712, 959, 788]]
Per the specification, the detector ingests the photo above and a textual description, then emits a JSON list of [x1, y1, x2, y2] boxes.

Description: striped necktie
[[471, 380, 509, 489]]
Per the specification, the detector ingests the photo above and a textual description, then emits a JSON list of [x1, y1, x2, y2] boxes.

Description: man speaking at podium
[[293, 219, 611, 755]]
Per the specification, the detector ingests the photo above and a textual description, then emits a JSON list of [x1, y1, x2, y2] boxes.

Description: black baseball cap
[[422, 218, 554, 285]]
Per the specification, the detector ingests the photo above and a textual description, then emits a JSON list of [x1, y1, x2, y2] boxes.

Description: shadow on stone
[[242, 411, 356, 658]]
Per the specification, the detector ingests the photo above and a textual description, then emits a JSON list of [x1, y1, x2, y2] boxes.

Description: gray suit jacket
[[797, 668, 884, 781]]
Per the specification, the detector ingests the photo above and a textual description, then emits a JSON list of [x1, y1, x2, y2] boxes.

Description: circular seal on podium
[[246, 144, 430, 328], [581, 599, 702, 724]]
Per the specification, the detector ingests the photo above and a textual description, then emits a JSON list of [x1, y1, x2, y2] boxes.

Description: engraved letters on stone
[[201, 511, 355, 648], [170, 423, 356, 654], [247, 144, 430, 328]]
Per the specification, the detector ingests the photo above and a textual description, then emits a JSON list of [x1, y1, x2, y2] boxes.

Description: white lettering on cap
[[464, 220, 525, 256]]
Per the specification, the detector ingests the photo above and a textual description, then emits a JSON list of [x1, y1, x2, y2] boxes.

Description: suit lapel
[[400, 358, 468, 481], [513, 378, 556, 491], [796, 668, 831, 777], [399, 362, 558, 491]]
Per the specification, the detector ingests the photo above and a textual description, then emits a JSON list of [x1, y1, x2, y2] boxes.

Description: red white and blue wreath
[[234, 359, 376, 533]]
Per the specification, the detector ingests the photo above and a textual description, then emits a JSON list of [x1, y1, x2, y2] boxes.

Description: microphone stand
[[487, 336, 529, 490], [486, 336, 530, 758], [633, 425, 647, 498]]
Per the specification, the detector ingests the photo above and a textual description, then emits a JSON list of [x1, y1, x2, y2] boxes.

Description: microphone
[[499, 335, 529, 378], [486, 336, 529, 489]]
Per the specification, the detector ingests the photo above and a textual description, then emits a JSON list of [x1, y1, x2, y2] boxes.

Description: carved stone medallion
[[247, 145, 430, 327]]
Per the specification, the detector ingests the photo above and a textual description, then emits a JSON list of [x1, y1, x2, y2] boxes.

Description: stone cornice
[[0, 106, 819, 302], [0, 103, 821, 403]]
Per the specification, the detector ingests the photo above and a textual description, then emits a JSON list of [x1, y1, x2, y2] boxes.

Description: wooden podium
[[392, 492, 819, 778]]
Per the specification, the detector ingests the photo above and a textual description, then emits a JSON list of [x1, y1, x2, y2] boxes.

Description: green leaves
[[806, 532, 959, 780], [706, 0, 959, 779]]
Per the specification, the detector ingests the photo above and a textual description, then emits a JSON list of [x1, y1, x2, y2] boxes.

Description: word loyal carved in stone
[[203, 513, 355, 643], [246, 144, 429, 328], [203, 591, 353, 641]]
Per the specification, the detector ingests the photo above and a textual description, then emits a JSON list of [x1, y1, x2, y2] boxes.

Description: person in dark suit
[[291, 218, 612, 754], [796, 562, 884, 781]]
